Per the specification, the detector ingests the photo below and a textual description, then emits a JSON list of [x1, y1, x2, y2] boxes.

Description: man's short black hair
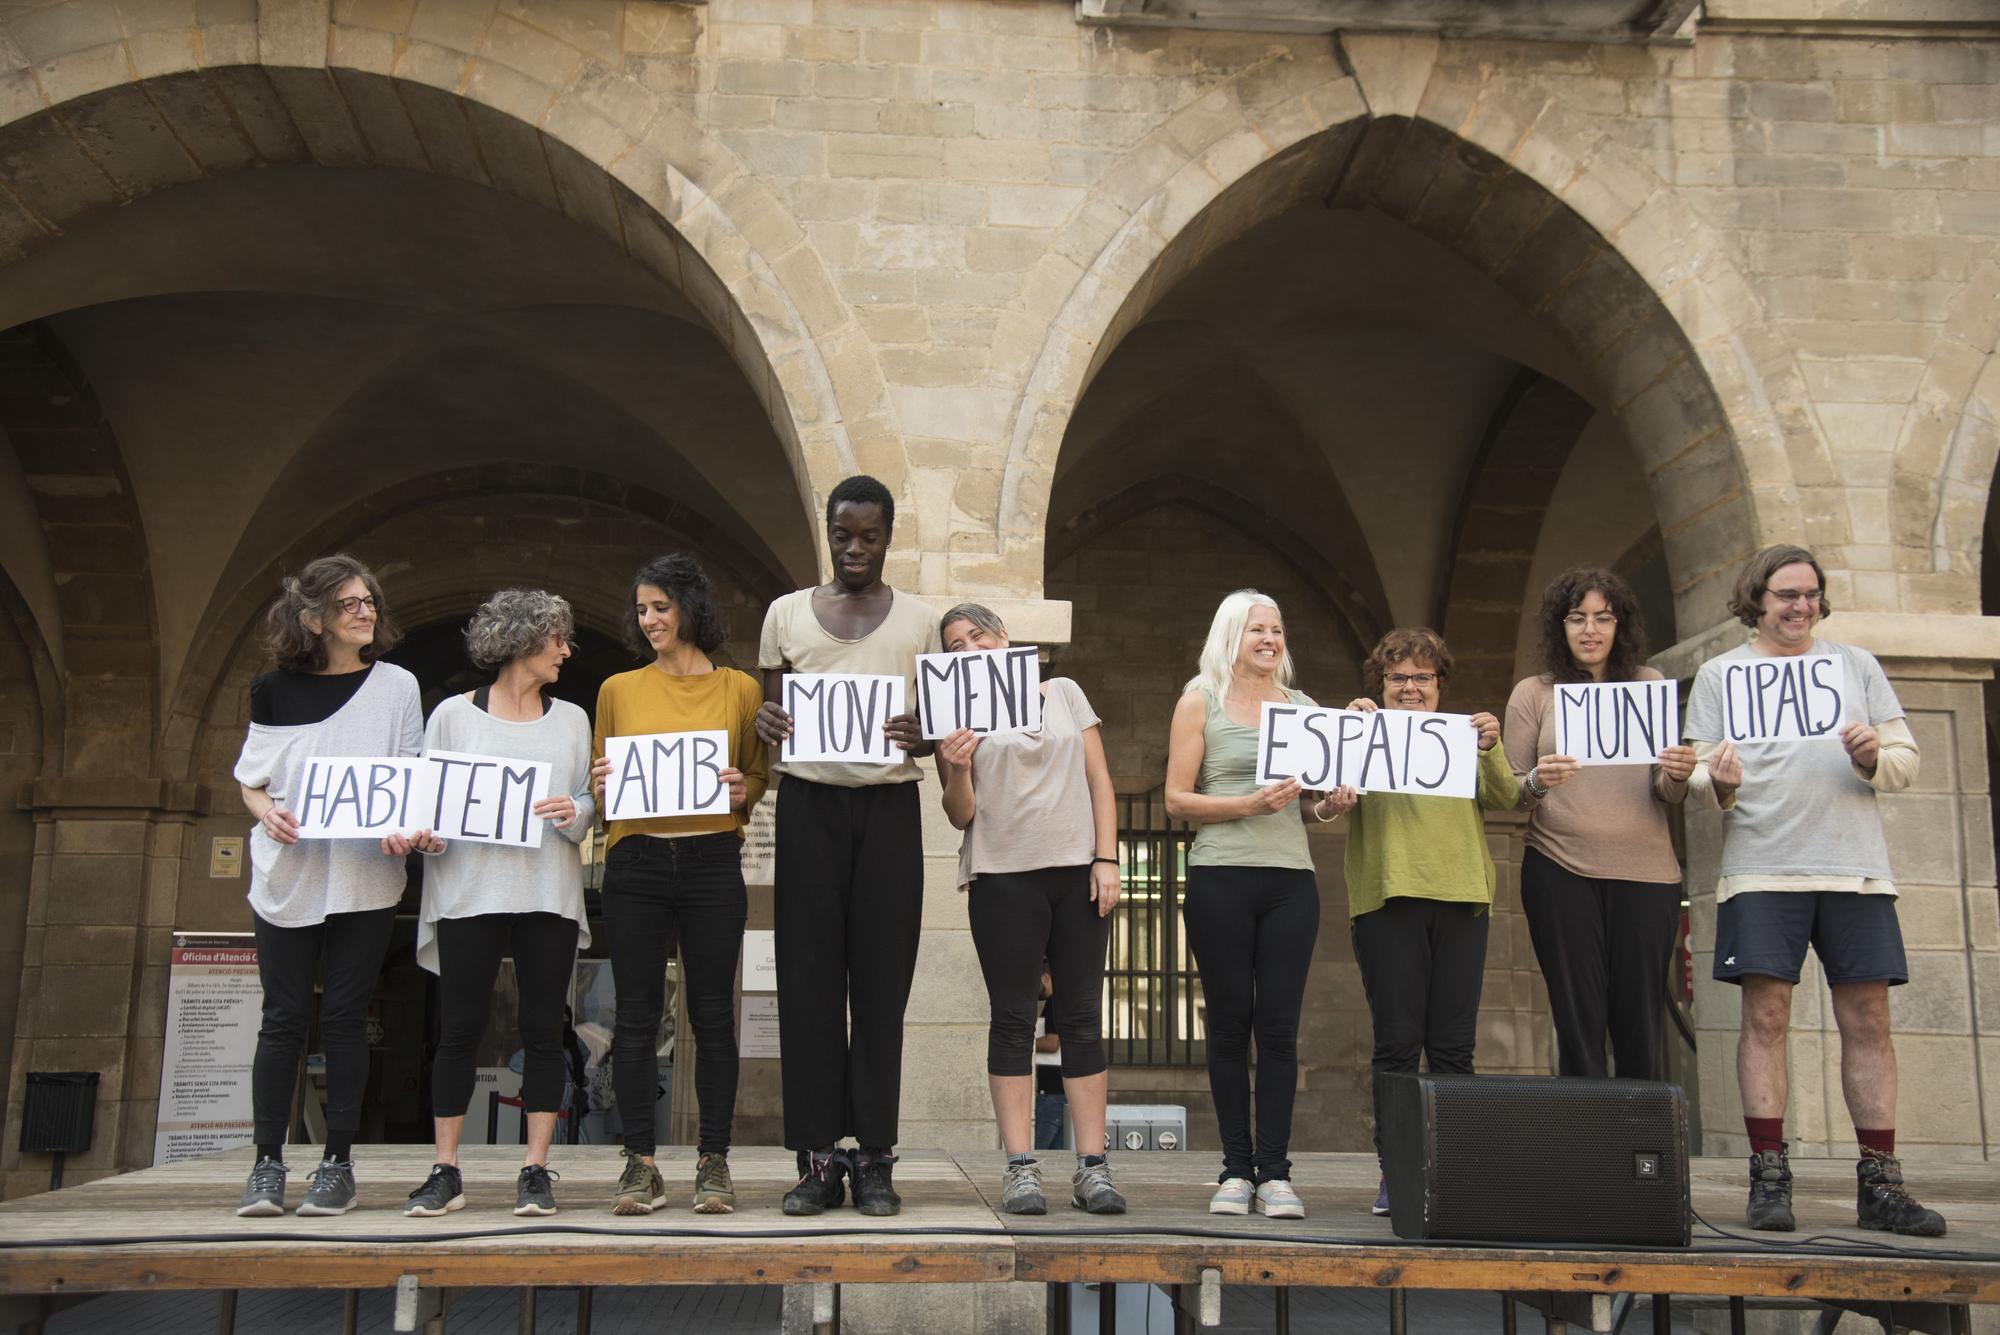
[[826, 474, 894, 531]]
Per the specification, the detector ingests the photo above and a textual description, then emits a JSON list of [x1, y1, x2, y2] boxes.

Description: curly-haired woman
[[589, 554, 767, 1215], [401, 589, 596, 1219], [1502, 569, 1693, 1085], [232, 554, 421, 1218]]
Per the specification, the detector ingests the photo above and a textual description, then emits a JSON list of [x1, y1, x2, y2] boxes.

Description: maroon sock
[[1744, 1117, 1785, 1155], [1856, 1127, 1895, 1157]]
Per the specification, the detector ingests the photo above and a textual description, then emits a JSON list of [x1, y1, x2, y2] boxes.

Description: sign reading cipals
[[915, 645, 1041, 739], [602, 730, 731, 821], [1718, 652, 1847, 745], [293, 752, 551, 848], [1554, 679, 1681, 767], [781, 673, 906, 764], [1255, 702, 1479, 800]]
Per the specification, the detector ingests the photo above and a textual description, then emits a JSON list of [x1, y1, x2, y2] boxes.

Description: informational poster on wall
[[739, 994, 781, 1060], [741, 930, 778, 992], [153, 932, 261, 1165], [741, 789, 777, 886]]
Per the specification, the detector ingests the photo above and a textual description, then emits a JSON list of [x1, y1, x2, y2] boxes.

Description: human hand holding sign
[[1468, 712, 1501, 751], [721, 766, 748, 810], [1842, 722, 1880, 773], [1708, 740, 1743, 792], [754, 700, 791, 748], [1315, 785, 1359, 818], [590, 754, 611, 802], [1244, 777, 1302, 816], [535, 795, 578, 829], [936, 728, 981, 770], [1658, 745, 1696, 783], [380, 829, 445, 856], [1533, 755, 1581, 789], [884, 711, 925, 752]]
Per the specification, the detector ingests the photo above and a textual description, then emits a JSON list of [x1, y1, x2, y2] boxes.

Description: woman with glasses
[[1502, 569, 1694, 1083], [232, 555, 422, 1218], [1342, 627, 1517, 1217], [1165, 590, 1348, 1220], [401, 589, 596, 1219]]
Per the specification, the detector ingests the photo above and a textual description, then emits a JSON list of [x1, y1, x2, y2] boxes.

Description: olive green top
[[1187, 684, 1317, 871]]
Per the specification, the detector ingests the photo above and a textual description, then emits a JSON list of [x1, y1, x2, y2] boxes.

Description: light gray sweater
[[415, 693, 596, 974], [233, 662, 424, 927]]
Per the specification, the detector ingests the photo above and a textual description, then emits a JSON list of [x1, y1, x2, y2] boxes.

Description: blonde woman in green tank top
[[1165, 590, 1356, 1220]]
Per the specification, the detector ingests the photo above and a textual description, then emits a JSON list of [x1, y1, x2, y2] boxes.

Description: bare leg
[[1064, 1071, 1108, 1156], [1737, 975, 1794, 1120], [433, 1115, 463, 1167], [1831, 981, 1897, 1129], [991, 1074, 1034, 1155], [525, 1112, 557, 1168]]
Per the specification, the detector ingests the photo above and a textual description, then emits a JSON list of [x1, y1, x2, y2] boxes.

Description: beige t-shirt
[[957, 677, 1101, 888], [758, 585, 940, 787]]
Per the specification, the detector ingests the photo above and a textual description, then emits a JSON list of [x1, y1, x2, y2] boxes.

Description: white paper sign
[[1717, 652, 1847, 744], [294, 756, 429, 839], [741, 929, 778, 992], [780, 673, 906, 764], [294, 752, 552, 847], [1554, 679, 1681, 767], [603, 730, 731, 821], [153, 933, 260, 1165], [1255, 702, 1479, 799], [915, 645, 1042, 738], [739, 994, 781, 1060]]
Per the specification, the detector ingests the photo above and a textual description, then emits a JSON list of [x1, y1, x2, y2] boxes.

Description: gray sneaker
[[237, 1156, 289, 1217], [1071, 1159, 1127, 1215], [693, 1152, 735, 1214], [1209, 1176, 1252, 1215], [404, 1163, 465, 1217], [613, 1151, 666, 1215], [514, 1163, 559, 1217], [296, 1159, 357, 1216], [1000, 1159, 1046, 1215]]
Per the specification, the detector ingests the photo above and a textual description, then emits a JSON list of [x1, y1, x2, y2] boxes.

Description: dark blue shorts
[[1712, 891, 1907, 987]]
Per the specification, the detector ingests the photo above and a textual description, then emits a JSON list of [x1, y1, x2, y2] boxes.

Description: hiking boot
[[1371, 1175, 1390, 1217], [1746, 1146, 1795, 1232], [782, 1149, 848, 1216], [404, 1163, 465, 1217], [1209, 1176, 1252, 1215], [693, 1152, 735, 1214], [1857, 1148, 1946, 1237], [851, 1151, 901, 1217], [1071, 1159, 1127, 1215], [1254, 1179, 1305, 1219], [296, 1158, 358, 1216], [613, 1150, 666, 1215], [514, 1163, 559, 1217], [237, 1156, 289, 1217], [1000, 1159, 1046, 1215]]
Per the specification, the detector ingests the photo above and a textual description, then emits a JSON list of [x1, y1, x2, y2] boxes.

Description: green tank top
[[1188, 684, 1317, 871]]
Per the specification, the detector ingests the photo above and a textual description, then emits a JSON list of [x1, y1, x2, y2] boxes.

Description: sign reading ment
[[915, 645, 1041, 739], [602, 730, 731, 821], [1255, 703, 1479, 800], [781, 673, 906, 765], [1554, 679, 1681, 767]]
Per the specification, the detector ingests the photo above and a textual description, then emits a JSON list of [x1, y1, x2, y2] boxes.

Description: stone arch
[[0, 321, 156, 778], [997, 45, 1805, 636], [0, 8, 889, 536], [1897, 260, 2000, 605]]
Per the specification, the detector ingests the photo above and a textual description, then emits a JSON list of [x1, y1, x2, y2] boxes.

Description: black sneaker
[[237, 1156, 289, 1217], [1857, 1148, 1946, 1237], [514, 1163, 559, 1217], [297, 1158, 358, 1216], [852, 1151, 901, 1217], [1746, 1146, 1795, 1232], [404, 1163, 465, 1217], [781, 1150, 848, 1216]]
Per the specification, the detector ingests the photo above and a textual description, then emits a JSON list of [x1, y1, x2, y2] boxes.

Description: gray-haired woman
[[400, 589, 596, 1219]]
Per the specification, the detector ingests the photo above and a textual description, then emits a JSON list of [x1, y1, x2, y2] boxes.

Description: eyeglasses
[[1563, 613, 1618, 631], [1767, 588, 1821, 606], [1385, 673, 1437, 687], [334, 595, 378, 617]]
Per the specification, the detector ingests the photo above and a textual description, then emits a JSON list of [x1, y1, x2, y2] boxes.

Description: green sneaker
[[693, 1151, 735, 1214], [613, 1150, 666, 1216]]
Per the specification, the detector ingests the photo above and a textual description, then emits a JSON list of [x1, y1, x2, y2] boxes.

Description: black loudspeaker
[[1378, 1072, 1690, 1246]]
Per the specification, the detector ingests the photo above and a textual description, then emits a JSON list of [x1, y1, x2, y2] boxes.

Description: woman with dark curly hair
[[588, 554, 767, 1216], [1342, 627, 1516, 1217], [1502, 569, 1694, 1087], [401, 588, 595, 1220], [232, 554, 421, 1219]]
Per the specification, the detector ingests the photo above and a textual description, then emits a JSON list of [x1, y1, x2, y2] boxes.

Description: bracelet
[[1092, 856, 1118, 867], [1524, 768, 1548, 799], [1311, 799, 1339, 823]]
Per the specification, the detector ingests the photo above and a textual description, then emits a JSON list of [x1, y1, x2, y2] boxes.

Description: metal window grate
[[21, 1071, 97, 1155], [1106, 788, 1205, 1067]]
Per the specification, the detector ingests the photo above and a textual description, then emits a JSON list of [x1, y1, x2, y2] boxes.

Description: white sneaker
[[1209, 1176, 1252, 1215], [1254, 1179, 1305, 1219]]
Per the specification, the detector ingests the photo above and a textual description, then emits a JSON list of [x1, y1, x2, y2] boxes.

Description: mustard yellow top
[[592, 665, 769, 853]]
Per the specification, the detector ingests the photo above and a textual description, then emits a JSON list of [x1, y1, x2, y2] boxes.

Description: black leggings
[[1181, 865, 1320, 1184], [967, 865, 1111, 1078], [432, 912, 580, 1117], [252, 906, 397, 1147], [1351, 895, 1490, 1151]]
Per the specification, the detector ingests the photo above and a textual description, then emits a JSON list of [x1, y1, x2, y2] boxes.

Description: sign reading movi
[[916, 646, 1041, 739], [781, 673, 906, 765], [1255, 703, 1479, 799]]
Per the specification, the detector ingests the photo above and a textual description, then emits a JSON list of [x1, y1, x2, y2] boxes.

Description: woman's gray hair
[[939, 602, 1006, 644], [464, 589, 575, 669]]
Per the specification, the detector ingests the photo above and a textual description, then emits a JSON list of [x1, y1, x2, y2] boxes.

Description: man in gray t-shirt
[[1685, 545, 1943, 1238]]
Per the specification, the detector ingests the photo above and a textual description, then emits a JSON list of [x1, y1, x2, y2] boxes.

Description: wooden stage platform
[[0, 1147, 1996, 1332]]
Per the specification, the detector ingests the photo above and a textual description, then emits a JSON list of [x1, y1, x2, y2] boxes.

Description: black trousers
[[604, 832, 748, 1156], [1519, 848, 1682, 1081], [967, 865, 1111, 1078], [774, 776, 924, 1151], [252, 905, 397, 1146], [1181, 865, 1320, 1184], [432, 912, 580, 1118], [1351, 895, 1489, 1150]]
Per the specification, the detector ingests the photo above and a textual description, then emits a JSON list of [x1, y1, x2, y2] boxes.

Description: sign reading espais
[[915, 645, 1041, 739], [1254, 703, 1478, 799], [781, 673, 906, 765], [602, 730, 731, 821], [1554, 678, 1681, 767]]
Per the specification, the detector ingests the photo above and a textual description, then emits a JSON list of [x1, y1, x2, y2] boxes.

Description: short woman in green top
[[1165, 590, 1355, 1220], [1342, 627, 1517, 1217]]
